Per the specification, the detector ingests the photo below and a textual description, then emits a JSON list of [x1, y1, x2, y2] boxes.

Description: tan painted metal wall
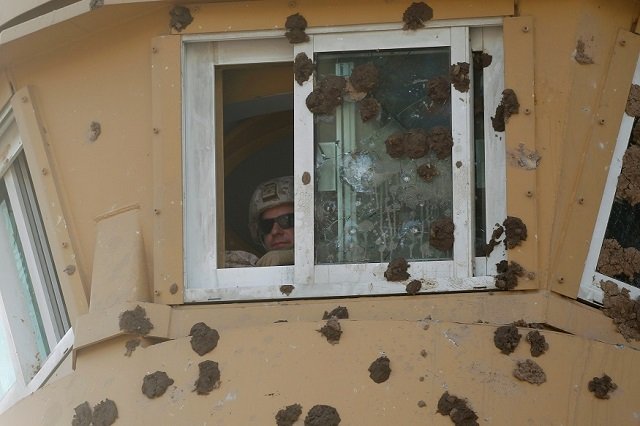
[[1, 0, 640, 424]]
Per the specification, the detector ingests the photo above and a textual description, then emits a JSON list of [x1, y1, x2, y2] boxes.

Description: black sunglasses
[[259, 213, 294, 234]]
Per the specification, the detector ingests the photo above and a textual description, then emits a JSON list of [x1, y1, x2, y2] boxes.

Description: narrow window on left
[[0, 108, 69, 407]]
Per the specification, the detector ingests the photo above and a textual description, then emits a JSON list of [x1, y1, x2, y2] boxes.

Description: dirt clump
[[616, 144, 640, 206], [417, 163, 439, 182], [92, 399, 118, 426], [402, 2, 434, 30], [526, 330, 549, 357], [294, 53, 314, 85], [384, 257, 410, 281], [318, 318, 342, 344], [349, 63, 379, 93], [491, 89, 520, 132], [406, 279, 422, 295], [285, 13, 309, 44], [495, 260, 525, 290], [368, 356, 391, 383], [512, 319, 545, 329], [142, 371, 174, 399], [597, 239, 640, 281], [436, 392, 478, 426], [322, 306, 349, 320], [575, 39, 594, 64], [417, 400, 426, 407], [427, 127, 454, 159], [72, 401, 92, 426], [588, 374, 617, 399], [124, 338, 140, 357], [449, 62, 470, 93], [503, 216, 527, 249], [304, 404, 341, 426], [426, 76, 450, 104], [484, 224, 504, 256], [507, 143, 541, 170], [473, 52, 493, 69], [276, 403, 303, 426], [194, 360, 221, 395], [169, 6, 193, 32], [626, 84, 640, 117], [88, 121, 101, 142], [190, 322, 220, 356], [280, 284, 295, 296], [513, 359, 546, 384], [358, 97, 381, 122], [119, 305, 153, 336], [306, 76, 346, 115], [600, 281, 640, 341], [404, 129, 429, 159], [429, 217, 455, 251], [385, 132, 406, 158], [494, 324, 521, 354]]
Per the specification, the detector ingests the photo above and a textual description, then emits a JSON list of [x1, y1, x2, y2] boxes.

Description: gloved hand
[[256, 249, 294, 266]]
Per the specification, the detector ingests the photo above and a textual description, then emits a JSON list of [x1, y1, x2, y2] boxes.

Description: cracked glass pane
[[314, 48, 453, 264]]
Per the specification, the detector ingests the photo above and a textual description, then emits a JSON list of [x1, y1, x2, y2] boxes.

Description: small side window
[[0, 108, 71, 412]]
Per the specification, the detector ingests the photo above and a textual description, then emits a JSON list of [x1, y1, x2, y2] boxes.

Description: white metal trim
[[312, 28, 450, 52]]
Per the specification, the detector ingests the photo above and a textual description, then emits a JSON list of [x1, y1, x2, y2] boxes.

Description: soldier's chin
[[270, 242, 293, 250]]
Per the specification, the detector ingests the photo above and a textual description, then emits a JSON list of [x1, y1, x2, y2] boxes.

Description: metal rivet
[[524, 108, 531, 115], [620, 40, 627, 47], [62, 242, 68, 248], [302, 171, 311, 185], [578, 198, 584, 204], [21, 96, 28, 103], [152, 47, 158, 53], [288, 0, 297, 7], [153, 128, 160, 134], [557, 277, 564, 284], [41, 168, 48, 176], [526, 191, 533, 198], [522, 26, 529, 33], [154, 209, 161, 215], [598, 118, 606, 125], [154, 289, 161, 296]]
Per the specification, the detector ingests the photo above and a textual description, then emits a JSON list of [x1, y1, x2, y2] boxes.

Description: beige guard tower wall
[[0, 0, 640, 424]]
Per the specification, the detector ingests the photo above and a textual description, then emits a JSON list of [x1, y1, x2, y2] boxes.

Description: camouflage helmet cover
[[248, 176, 294, 246]]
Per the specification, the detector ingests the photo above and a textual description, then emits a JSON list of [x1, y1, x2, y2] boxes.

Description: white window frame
[[0, 105, 72, 414], [579, 56, 640, 304], [183, 19, 506, 302]]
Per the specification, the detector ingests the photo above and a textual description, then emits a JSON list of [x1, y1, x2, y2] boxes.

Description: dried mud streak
[[276, 403, 303, 426], [318, 318, 342, 344], [436, 392, 479, 426], [322, 306, 349, 320], [494, 324, 521, 354], [483, 224, 504, 256], [597, 239, 640, 281], [503, 216, 527, 249], [195, 360, 221, 395], [426, 76, 451, 104], [358, 97, 380, 122], [280, 284, 295, 296], [169, 6, 193, 32], [294, 53, 314, 85], [142, 371, 174, 399], [190, 322, 220, 356], [601, 281, 640, 341], [495, 260, 525, 290], [349, 63, 379, 93], [402, 2, 433, 30], [71, 401, 92, 426], [588, 374, 618, 399], [406, 279, 422, 295], [285, 13, 309, 44], [429, 217, 455, 251], [306, 76, 346, 115], [513, 359, 546, 384], [450, 62, 470, 93], [119, 305, 153, 336], [384, 257, 410, 281], [492, 89, 520, 132], [427, 127, 454, 159], [526, 330, 549, 357], [124, 338, 140, 357], [616, 144, 640, 206], [304, 404, 341, 426], [92, 399, 118, 426], [385, 132, 405, 158], [575, 39, 594, 64], [417, 163, 439, 182], [626, 84, 640, 117], [368, 356, 391, 383]]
